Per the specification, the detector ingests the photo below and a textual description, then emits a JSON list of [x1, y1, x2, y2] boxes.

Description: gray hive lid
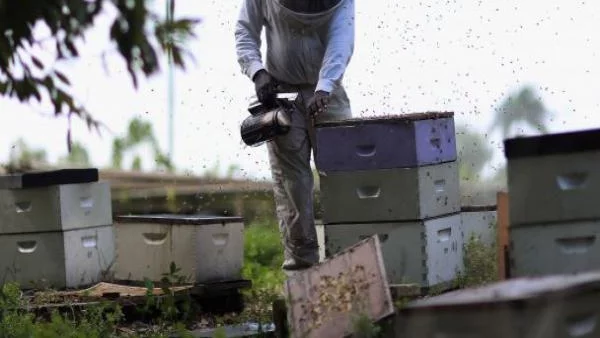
[[404, 271, 600, 311], [115, 213, 244, 225], [504, 128, 600, 159], [315, 112, 454, 128], [0, 168, 99, 190]]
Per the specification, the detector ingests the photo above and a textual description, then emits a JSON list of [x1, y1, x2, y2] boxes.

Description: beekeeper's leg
[[267, 85, 352, 270], [267, 95, 318, 270]]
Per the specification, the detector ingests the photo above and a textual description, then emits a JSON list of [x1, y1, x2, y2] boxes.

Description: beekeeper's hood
[[273, 0, 345, 26]]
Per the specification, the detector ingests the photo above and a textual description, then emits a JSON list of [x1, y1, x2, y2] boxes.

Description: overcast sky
[[0, 0, 598, 180]]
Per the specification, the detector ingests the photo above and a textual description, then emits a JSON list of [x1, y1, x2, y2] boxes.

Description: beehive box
[[319, 161, 460, 223], [509, 220, 600, 278], [0, 181, 113, 234], [315, 112, 456, 172], [392, 271, 600, 338], [460, 205, 497, 248], [324, 213, 463, 287], [504, 128, 600, 226], [114, 214, 244, 283], [0, 225, 115, 290]]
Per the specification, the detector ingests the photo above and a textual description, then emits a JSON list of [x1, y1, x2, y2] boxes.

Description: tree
[[57, 141, 90, 167], [455, 124, 494, 182], [488, 85, 550, 139], [4, 138, 49, 173], [111, 117, 173, 172], [0, 0, 200, 150]]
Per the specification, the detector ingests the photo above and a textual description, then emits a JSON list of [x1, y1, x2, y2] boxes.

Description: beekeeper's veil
[[273, 0, 345, 26]]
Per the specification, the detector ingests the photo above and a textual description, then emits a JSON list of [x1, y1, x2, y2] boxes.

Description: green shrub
[[242, 220, 285, 290], [455, 233, 498, 289]]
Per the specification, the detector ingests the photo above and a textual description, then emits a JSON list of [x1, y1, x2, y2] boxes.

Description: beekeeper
[[235, 0, 355, 270]]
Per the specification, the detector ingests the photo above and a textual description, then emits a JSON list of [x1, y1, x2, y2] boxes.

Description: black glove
[[253, 70, 276, 106], [308, 90, 330, 116]]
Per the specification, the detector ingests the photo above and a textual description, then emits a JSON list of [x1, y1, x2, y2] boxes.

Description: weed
[[350, 312, 381, 338], [212, 326, 227, 338], [455, 232, 498, 289]]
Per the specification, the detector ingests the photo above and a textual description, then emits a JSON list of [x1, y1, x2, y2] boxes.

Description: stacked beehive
[[315, 113, 463, 289], [392, 270, 600, 337], [0, 168, 115, 290], [505, 128, 600, 277], [113, 214, 245, 284]]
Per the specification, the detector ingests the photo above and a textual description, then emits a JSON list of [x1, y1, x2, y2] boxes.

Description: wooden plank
[[283, 235, 394, 338], [496, 191, 509, 280]]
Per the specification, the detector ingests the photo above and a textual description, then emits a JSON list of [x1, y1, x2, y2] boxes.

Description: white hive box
[[504, 128, 600, 226], [0, 181, 113, 234], [393, 271, 600, 338], [460, 205, 497, 248], [114, 214, 244, 284], [0, 169, 115, 290], [324, 213, 463, 287], [0, 225, 115, 290]]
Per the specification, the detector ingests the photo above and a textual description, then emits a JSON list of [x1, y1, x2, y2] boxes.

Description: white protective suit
[[235, 0, 355, 268]]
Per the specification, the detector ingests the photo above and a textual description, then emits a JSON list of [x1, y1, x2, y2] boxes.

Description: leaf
[[31, 55, 44, 69], [54, 70, 71, 85], [65, 40, 79, 57]]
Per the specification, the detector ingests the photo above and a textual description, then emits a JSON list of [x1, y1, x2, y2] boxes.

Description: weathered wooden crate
[[319, 161, 460, 223], [315, 112, 456, 172], [392, 270, 600, 338], [113, 214, 244, 284], [0, 225, 115, 290], [0, 181, 113, 234], [324, 213, 463, 287], [510, 220, 600, 278], [504, 128, 600, 226], [284, 235, 395, 338]]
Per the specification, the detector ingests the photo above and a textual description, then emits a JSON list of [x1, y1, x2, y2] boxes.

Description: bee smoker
[[240, 92, 299, 147]]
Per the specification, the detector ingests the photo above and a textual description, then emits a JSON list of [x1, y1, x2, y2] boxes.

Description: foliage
[[454, 232, 498, 289], [111, 117, 173, 172], [350, 312, 382, 338], [3, 138, 49, 173], [242, 220, 286, 291], [1, 282, 125, 338], [0, 0, 200, 150], [0, 267, 197, 338], [455, 124, 494, 183], [57, 141, 91, 167], [489, 85, 550, 139]]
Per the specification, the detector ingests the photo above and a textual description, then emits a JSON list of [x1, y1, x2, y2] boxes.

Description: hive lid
[[115, 214, 244, 225], [315, 112, 454, 128], [0, 168, 99, 190], [504, 128, 600, 159], [404, 271, 600, 310]]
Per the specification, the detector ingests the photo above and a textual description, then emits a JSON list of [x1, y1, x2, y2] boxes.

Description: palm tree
[[58, 142, 91, 167], [488, 85, 550, 139], [455, 124, 494, 183], [111, 117, 174, 172]]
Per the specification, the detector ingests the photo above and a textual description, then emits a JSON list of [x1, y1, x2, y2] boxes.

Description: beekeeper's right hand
[[253, 70, 276, 105]]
